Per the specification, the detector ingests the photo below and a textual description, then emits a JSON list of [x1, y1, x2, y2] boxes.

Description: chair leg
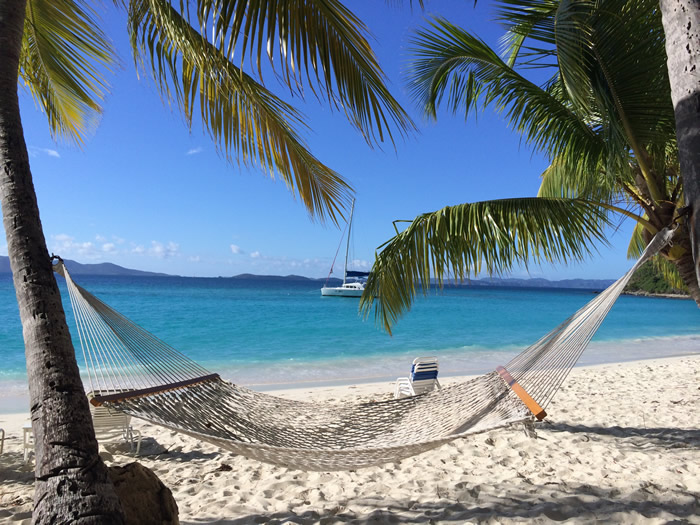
[[133, 429, 142, 455]]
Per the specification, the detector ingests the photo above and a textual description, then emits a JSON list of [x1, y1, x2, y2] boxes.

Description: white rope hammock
[[52, 228, 674, 470]]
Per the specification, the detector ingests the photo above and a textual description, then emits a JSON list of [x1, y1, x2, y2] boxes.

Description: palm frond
[[360, 198, 611, 333], [652, 256, 687, 291], [628, 223, 686, 290], [495, 0, 675, 151], [127, 0, 352, 223], [19, 0, 116, 144], [406, 17, 605, 172], [585, 0, 675, 147], [537, 153, 629, 205], [192, 0, 416, 147], [496, 0, 558, 68], [627, 222, 647, 259]]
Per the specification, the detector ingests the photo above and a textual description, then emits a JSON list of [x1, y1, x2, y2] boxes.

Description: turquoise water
[[0, 273, 698, 396]]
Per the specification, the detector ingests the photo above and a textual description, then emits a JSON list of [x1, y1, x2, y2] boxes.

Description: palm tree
[[0, 0, 413, 521], [360, 0, 699, 333], [659, 0, 700, 291]]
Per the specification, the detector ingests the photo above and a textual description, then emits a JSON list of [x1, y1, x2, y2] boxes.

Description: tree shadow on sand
[[179, 479, 699, 524], [543, 421, 700, 450]]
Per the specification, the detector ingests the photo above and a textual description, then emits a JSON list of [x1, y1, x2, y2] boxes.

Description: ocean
[[0, 273, 698, 401]]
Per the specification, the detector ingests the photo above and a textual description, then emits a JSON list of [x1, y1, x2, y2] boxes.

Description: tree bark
[[674, 249, 700, 303], [0, 1, 124, 523], [660, 0, 700, 292]]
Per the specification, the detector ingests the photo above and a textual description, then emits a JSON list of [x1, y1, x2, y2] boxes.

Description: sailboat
[[321, 199, 369, 297]]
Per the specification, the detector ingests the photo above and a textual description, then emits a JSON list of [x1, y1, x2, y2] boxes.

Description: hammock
[[52, 228, 673, 471]]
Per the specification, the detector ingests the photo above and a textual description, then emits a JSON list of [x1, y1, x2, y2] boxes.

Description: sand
[[1, 355, 698, 524]]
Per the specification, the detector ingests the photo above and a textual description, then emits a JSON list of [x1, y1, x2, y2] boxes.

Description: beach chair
[[394, 356, 441, 399], [90, 401, 142, 454]]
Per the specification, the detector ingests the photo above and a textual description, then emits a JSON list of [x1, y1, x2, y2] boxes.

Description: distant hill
[[228, 273, 326, 282], [463, 276, 615, 290], [623, 261, 689, 297], [0, 256, 169, 277], [0, 256, 621, 288]]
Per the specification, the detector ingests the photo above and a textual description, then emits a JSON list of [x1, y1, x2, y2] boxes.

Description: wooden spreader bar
[[495, 366, 547, 421], [89, 373, 220, 406]]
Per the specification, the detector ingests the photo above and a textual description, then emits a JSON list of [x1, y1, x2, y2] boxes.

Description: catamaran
[[321, 199, 369, 297]]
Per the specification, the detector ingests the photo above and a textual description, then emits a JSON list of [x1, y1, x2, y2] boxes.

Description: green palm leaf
[[652, 256, 687, 292], [496, 0, 558, 68], [127, 0, 353, 223], [360, 198, 611, 333], [627, 222, 647, 259], [537, 153, 636, 208], [19, 0, 116, 144], [188, 0, 415, 146], [406, 17, 605, 174]]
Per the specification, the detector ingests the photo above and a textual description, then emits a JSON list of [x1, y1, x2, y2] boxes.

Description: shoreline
[[1, 344, 700, 414], [1, 333, 698, 397], [622, 290, 692, 299]]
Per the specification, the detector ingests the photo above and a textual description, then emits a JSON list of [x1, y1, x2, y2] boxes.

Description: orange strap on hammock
[[496, 366, 547, 421]]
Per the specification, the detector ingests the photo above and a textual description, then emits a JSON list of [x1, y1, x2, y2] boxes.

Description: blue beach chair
[[394, 356, 441, 398]]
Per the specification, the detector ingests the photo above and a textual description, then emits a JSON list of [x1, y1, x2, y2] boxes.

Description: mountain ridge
[[0, 256, 169, 277], [0, 256, 617, 289]]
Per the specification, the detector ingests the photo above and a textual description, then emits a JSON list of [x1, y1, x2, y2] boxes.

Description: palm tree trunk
[[0, 1, 124, 523], [675, 251, 700, 304], [660, 0, 700, 293]]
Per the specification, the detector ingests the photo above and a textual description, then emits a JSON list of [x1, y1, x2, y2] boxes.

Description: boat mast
[[343, 199, 355, 285]]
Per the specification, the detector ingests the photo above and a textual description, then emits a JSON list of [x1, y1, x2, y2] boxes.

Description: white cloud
[[49, 234, 98, 259], [29, 147, 60, 158], [230, 244, 243, 254], [349, 259, 371, 270], [149, 241, 180, 259], [46, 234, 192, 268], [186, 147, 203, 155], [241, 253, 330, 277]]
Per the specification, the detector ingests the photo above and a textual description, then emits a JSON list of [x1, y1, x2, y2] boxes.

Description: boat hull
[[321, 286, 364, 297]]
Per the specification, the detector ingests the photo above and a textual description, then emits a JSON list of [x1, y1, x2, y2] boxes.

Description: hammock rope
[[52, 228, 674, 470]]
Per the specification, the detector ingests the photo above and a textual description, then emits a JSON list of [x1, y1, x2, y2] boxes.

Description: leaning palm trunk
[[660, 0, 700, 292], [674, 251, 700, 303], [0, 1, 124, 522]]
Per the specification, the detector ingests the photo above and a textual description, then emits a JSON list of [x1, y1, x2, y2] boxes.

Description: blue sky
[[9, 1, 638, 279]]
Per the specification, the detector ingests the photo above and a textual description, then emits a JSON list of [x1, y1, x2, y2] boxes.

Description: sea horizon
[[0, 257, 626, 288]]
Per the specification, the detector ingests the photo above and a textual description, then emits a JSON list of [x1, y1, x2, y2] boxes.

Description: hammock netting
[[53, 228, 673, 471]]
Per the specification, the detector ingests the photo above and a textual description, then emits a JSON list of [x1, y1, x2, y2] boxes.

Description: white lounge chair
[[90, 402, 142, 454], [394, 356, 441, 399], [22, 403, 142, 464]]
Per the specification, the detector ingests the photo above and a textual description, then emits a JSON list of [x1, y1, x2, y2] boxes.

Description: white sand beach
[[1, 355, 698, 524]]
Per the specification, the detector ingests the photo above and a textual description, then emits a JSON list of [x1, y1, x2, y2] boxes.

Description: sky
[[8, 0, 640, 280]]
